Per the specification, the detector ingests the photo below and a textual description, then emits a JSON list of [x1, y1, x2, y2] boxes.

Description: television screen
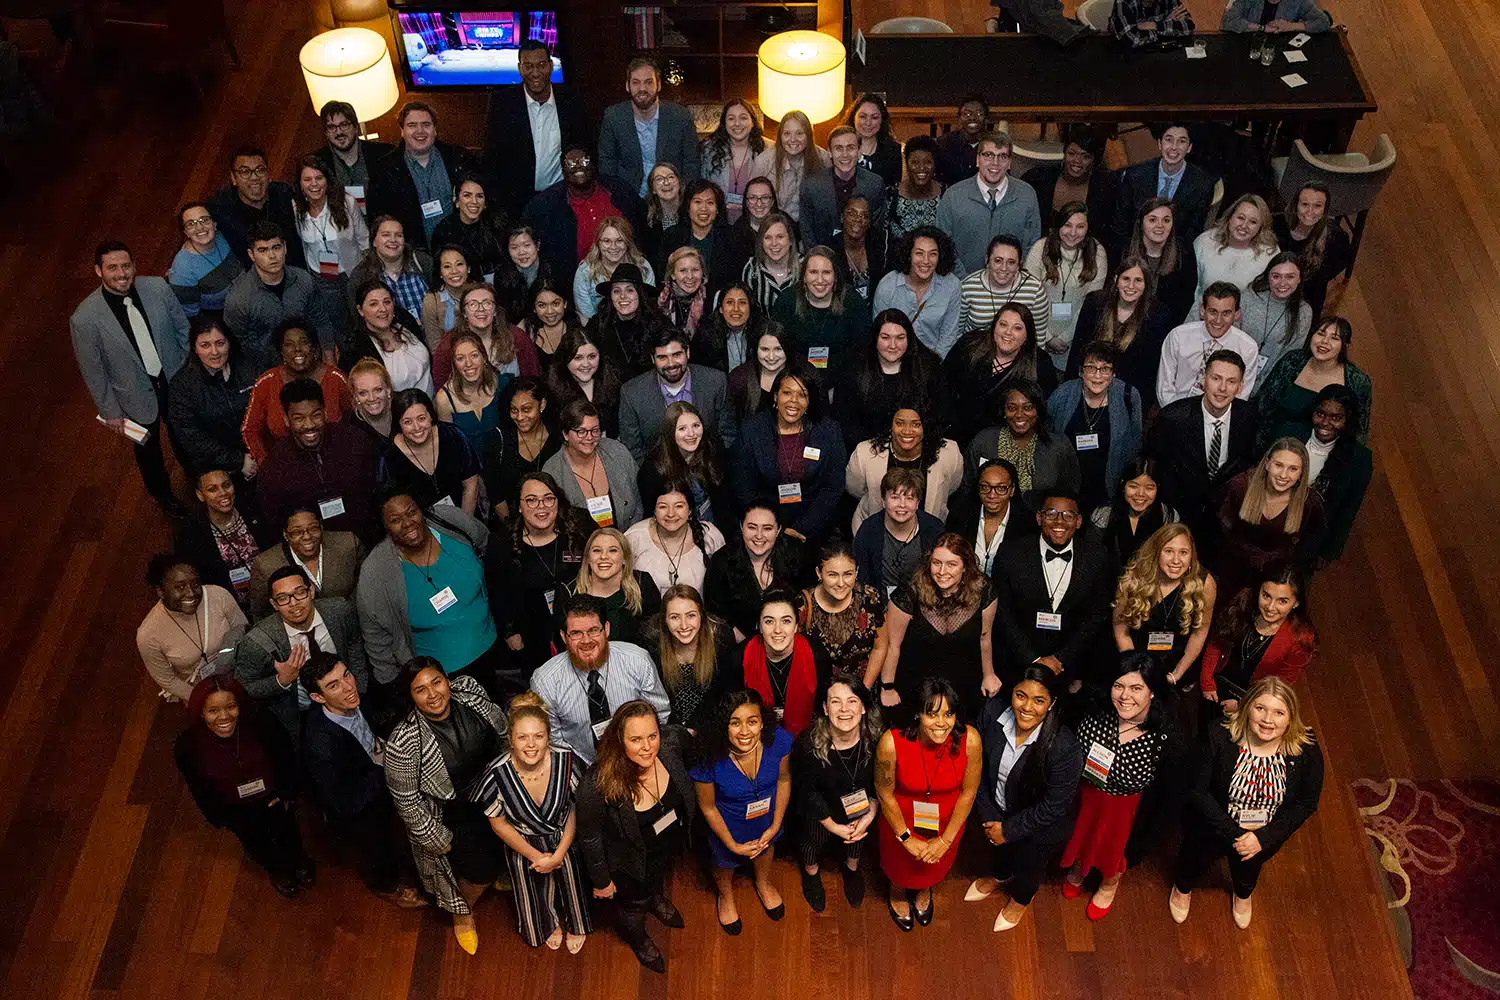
[[394, 9, 563, 88]]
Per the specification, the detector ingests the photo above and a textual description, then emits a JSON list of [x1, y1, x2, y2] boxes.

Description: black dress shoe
[[914, 889, 934, 926], [630, 935, 666, 973], [650, 895, 684, 928], [801, 869, 827, 912], [754, 884, 785, 920], [887, 897, 914, 932], [841, 866, 865, 908], [716, 896, 742, 936]]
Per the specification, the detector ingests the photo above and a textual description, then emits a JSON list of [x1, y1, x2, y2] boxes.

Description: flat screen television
[[390, 7, 564, 89]]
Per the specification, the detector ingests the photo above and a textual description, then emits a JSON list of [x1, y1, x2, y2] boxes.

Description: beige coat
[[846, 437, 965, 534]]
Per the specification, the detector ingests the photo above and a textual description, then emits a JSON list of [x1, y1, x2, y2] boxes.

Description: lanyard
[[166, 602, 210, 667], [916, 741, 953, 798]]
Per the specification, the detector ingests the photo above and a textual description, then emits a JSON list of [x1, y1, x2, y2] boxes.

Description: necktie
[[124, 295, 163, 378], [586, 671, 610, 727], [299, 629, 323, 655], [986, 188, 997, 211], [1208, 419, 1224, 472], [1158, 173, 1170, 198], [1045, 549, 1072, 563]]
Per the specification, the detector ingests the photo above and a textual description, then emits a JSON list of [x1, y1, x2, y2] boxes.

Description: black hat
[[596, 262, 654, 300]]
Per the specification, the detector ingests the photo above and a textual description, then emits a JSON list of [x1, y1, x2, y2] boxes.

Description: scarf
[[742, 634, 817, 737], [660, 283, 706, 336]]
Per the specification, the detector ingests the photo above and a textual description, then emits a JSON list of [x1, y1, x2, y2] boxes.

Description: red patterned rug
[[1353, 780, 1500, 998]]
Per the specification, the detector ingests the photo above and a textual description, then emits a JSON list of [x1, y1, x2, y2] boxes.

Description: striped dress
[[474, 747, 593, 946]]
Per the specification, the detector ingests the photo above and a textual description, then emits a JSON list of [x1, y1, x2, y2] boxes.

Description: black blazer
[[300, 704, 385, 824], [974, 695, 1083, 843], [1185, 723, 1324, 857], [1022, 162, 1120, 237], [174, 508, 278, 595], [574, 731, 696, 886], [366, 140, 475, 252], [852, 510, 946, 595], [990, 531, 1115, 683], [521, 177, 646, 282], [1146, 395, 1259, 530], [731, 413, 848, 544], [483, 84, 593, 219], [1110, 159, 1218, 257]]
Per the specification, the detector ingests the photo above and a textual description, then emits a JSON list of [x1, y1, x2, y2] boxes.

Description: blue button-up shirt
[[1156, 159, 1185, 200], [324, 706, 380, 762], [405, 146, 452, 242], [658, 369, 693, 408], [993, 707, 1043, 812], [634, 110, 660, 197]]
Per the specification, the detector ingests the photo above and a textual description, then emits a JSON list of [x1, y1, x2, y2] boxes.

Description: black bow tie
[[1046, 549, 1072, 563]]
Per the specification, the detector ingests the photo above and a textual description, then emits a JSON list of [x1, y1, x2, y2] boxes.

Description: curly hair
[[1113, 523, 1210, 633]]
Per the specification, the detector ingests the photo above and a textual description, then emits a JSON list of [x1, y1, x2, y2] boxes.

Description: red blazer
[[1199, 620, 1315, 697], [431, 323, 541, 390]]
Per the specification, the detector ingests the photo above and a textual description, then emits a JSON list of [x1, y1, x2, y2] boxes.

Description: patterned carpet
[[1353, 780, 1500, 998]]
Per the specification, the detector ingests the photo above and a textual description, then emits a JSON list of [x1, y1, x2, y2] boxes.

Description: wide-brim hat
[[596, 262, 655, 299]]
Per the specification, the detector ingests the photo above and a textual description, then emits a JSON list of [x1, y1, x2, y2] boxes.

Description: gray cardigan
[[542, 438, 644, 529], [355, 506, 490, 684], [1045, 378, 1144, 500], [936, 175, 1043, 275]]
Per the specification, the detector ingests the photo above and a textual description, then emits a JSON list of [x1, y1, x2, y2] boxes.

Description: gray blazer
[[799, 167, 888, 249], [617, 363, 737, 462], [963, 426, 1082, 506], [70, 279, 190, 425], [223, 265, 333, 372], [936, 175, 1043, 275], [598, 100, 701, 194], [232, 596, 368, 738], [542, 437, 644, 528]]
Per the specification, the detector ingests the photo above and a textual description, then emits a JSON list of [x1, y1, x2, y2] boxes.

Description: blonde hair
[[576, 527, 644, 613], [1224, 676, 1315, 756], [348, 357, 393, 389], [665, 245, 704, 287], [1210, 194, 1278, 255], [581, 215, 648, 283], [1113, 523, 1210, 633], [507, 690, 551, 737], [1238, 437, 1312, 534]]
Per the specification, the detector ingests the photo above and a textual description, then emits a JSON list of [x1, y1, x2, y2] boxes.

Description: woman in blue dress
[[692, 688, 794, 934], [436, 331, 509, 458]]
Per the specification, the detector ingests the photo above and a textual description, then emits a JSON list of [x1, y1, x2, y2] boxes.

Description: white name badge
[[1237, 807, 1270, 830], [1050, 301, 1073, 322], [236, 778, 267, 799], [346, 184, 366, 206], [435, 494, 456, 507], [1147, 630, 1176, 651], [544, 588, 556, 615], [591, 719, 611, 741], [1036, 611, 1063, 630], [746, 796, 772, 820], [586, 494, 615, 527], [318, 496, 346, 519], [886, 584, 897, 599], [775, 706, 785, 723], [228, 566, 252, 584], [429, 586, 458, 613], [725, 191, 744, 207], [1083, 741, 1115, 788], [420, 198, 445, 219], [807, 346, 830, 368], [840, 789, 871, 816], [778, 482, 803, 504], [1075, 433, 1100, 451], [802, 446, 821, 461], [318, 250, 341, 277], [652, 808, 679, 834], [912, 799, 941, 832]]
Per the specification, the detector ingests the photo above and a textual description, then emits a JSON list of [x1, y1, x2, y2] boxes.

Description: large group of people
[[78, 44, 1371, 971]]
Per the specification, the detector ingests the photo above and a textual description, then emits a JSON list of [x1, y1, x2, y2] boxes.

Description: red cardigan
[[430, 324, 541, 390], [1199, 620, 1315, 697], [241, 366, 353, 464]]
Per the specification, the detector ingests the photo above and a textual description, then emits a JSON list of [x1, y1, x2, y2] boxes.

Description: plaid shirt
[[382, 269, 429, 320], [1111, 0, 1196, 46]]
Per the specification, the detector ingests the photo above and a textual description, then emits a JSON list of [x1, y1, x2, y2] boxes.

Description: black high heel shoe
[[914, 888, 934, 926], [887, 891, 915, 932]]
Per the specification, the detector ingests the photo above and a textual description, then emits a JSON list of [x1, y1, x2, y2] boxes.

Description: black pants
[[450, 640, 522, 705], [229, 800, 306, 880], [991, 835, 1058, 906], [441, 799, 504, 886], [1172, 824, 1270, 898], [800, 814, 866, 868], [336, 794, 411, 894], [132, 376, 176, 506], [613, 867, 670, 949]]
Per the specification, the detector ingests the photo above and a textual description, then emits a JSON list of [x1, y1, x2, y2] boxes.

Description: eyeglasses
[[285, 526, 320, 539], [234, 165, 270, 179], [566, 625, 605, 641], [565, 156, 592, 168], [183, 218, 214, 230], [270, 586, 312, 607], [978, 482, 1013, 495], [978, 150, 1010, 160], [746, 194, 774, 204], [1039, 509, 1081, 522], [569, 426, 603, 439], [325, 121, 355, 133], [1081, 363, 1114, 375], [466, 300, 496, 311], [521, 495, 558, 508]]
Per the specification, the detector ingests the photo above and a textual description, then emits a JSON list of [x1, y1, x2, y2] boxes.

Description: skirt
[[1059, 785, 1142, 880]]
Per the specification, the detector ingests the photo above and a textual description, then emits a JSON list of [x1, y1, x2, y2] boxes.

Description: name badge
[[429, 586, 458, 613], [1036, 611, 1062, 630], [746, 796, 772, 820], [652, 808, 678, 834], [1147, 630, 1176, 651], [774, 706, 785, 723], [802, 446, 821, 461], [228, 566, 252, 584], [1050, 301, 1073, 322], [236, 778, 267, 799], [586, 494, 615, 527], [840, 789, 871, 816], [319, 496, 346, 519], [725, 191, 744, 207], [912, 799, 941, 832], [807, 346, 830, 368], [1083, 741, 1115, 788], [544, 588, 556, 615], [1074, 433, 1100, 451], [591, 718, 611, 741], [435, 495, 456, 507], [420, 198, 445, 219], [886, 584, 897, 599], [346, 184, 366, 208], [562, 552, 583, 563], [778, 482, 803, 504], [318, 250, 341, 277], [1237, 807, 1270, 830]]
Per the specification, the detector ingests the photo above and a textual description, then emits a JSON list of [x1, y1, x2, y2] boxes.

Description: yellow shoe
[[454, 924, 479, 955]]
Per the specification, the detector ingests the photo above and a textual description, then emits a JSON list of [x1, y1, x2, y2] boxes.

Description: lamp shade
[[299, 28, 399, 123], [757, 30, 846, 124]]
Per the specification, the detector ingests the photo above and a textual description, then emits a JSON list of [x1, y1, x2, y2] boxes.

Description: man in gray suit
[[234, 565, 368, 740], [598, 56, 700, 197], [936, 130, 1043, 274], [800, 126, 887, 249], [617, 328, 736, 462], [70, 240, 191, 513]]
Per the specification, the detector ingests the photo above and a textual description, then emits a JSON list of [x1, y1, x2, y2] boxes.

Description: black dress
[[891, 578, 997, 723], [504, 533, 584, 676], [482, 425, 563, 523], [379, 423, 481, 511], [1064, 398, 1112, 514], [1066, 291, 1175, 411], [429, 701, 504, 884], [1128, 585, 1193, 676]]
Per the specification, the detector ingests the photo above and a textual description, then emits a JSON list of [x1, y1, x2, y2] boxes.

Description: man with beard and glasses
[[617, 329, 735, 461], [529, 594, 669, 763]]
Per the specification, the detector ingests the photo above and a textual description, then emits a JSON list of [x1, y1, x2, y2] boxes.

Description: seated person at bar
[[1221, 0, 1332, 32], [1111, 0, 1195, 48]]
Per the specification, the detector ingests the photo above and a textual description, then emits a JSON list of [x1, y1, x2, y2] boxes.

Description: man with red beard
[[530, 594, 670, 764]]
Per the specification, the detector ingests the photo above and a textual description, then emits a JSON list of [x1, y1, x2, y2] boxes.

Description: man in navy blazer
[[799, 126, 887, 249], [1110, 124, 1218, 256], [617, 329, 736, 461], [598, 56, 700, 197], [483, 40, 592, 219], [70, 241, 190, 513], [300, 652, 426, 907], [990, 490, 1116, 688], [852, 468, 945, 598]]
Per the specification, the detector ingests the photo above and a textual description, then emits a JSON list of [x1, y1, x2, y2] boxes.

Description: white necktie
[[123, 295, 162, 378]]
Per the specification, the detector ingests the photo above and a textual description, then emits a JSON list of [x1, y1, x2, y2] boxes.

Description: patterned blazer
[[384, 674, 507, 914]]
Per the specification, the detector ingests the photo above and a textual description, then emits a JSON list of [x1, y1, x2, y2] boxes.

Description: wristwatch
[[898, 830, 912, 842]]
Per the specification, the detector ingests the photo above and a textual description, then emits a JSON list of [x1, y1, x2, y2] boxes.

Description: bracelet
[[880, 681, 897, 691]]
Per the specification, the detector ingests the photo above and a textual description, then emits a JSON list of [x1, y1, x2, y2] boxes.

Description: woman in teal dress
[[437, 331, 510, 455], [1254, 316, 1371, 451]]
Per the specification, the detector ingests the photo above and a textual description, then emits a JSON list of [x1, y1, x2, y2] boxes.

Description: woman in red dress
[[874, 676, 983, 931]]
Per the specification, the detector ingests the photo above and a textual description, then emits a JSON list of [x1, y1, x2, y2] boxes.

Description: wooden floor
[[1, 0, 1496, 994]]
